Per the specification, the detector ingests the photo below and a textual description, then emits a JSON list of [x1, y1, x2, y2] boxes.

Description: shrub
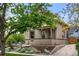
[[15, 47, 21, 52], [5, 47, 12, 52], [6, 33, 25, 46], [16, 47, 38, 54], [17, 48, 26, 53], [25, 47, 38, 54], [76, 42, 79, 56]]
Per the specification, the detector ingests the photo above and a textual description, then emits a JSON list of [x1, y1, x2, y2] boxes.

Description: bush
[[16, 47, 38, 54], [17, 48, 26, 53], [15, 47, 21, 52], [5, 47, 12, 52], [76, 42, 79, 48], [76, 42, 79, 56], [25, 47, 38, 54], [6, 33, 25, 46]]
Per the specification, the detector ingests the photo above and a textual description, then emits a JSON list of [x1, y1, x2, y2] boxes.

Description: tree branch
[[4, 30, 17, 42]]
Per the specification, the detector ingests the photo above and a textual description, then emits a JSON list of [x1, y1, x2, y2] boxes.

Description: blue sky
[[48, 3, 68, 23], [48, 3, 66, 13]]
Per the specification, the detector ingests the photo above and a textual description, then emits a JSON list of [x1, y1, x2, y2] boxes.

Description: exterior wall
[[34, 29, 42, 38], [42, 30, 50, 38], [56, 24, 63, 39]]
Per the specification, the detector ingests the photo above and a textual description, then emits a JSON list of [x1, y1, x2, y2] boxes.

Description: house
[[24, 21, 69, 51], [24, 23, 69, 40]]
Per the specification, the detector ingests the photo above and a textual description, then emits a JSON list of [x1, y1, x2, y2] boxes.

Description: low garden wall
[[25, 39, 67, 52], [25, 39, 67, 46]]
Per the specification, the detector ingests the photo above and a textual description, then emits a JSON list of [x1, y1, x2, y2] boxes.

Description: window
[[30, 31, 34, 38]]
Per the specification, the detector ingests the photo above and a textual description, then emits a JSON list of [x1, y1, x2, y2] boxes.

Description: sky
[[48, 3, 68, 23], [49, 3, 66, 13]]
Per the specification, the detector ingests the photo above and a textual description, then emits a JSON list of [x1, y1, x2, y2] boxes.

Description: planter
[[67, 37, 77, 44]]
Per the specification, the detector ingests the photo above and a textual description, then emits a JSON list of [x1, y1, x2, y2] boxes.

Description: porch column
[[24, 30, 30, 39], [64, 30, 68, 39], [56, 24, 63, 39], [50, 28, 53, 39], [34, 29, 42, 38]]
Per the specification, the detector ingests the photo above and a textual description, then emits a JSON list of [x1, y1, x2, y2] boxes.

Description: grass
[[5, 52, 36, 56]]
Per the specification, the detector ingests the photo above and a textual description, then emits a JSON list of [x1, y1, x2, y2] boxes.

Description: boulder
[[52, 44, 78, 56]]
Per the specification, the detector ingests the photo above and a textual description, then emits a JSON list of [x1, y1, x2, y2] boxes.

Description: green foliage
[[5, 47, 12, 52], [62, 4, 79, 26], [0, 3, 60, 55], [1, 3, 60, 54], [25, 47, 38, 54], [4, 3, 60, 40], [76, 42, 79, 56], [6, 3, 59, 33], [16, 47, 37, 54], [18, 48, 26, 53], [5, 52, 34, 56], [76, 42, 79, 48], [6, 33, 25, 44]]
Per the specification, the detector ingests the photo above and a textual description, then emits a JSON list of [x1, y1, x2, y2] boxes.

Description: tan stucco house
[[24, 22, 69, 40], [23, 21, 69, 51]]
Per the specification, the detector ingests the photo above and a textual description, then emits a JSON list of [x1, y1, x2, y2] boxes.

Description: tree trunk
[[0, 16, 5, 55], [0, 3, 6, 55]]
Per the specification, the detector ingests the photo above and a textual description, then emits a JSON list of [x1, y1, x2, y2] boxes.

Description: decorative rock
[[52, 44, 78, 56]]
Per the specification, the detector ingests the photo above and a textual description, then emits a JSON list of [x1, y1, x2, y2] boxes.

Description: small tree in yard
[[6, 33, 24, 49]]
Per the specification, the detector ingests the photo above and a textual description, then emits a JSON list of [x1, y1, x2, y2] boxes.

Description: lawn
[[5, 52, 36, 56]]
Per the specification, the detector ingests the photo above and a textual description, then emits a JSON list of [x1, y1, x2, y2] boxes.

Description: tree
[[61, 3, 79, 26], [0, 3, 59, 55], [0, 3, 7, 55], [5, 3, 59, 41], [6, 33, 24, 49]]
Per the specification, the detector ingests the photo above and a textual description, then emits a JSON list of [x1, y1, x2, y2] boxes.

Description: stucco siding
[[56, 24, 63, 39]]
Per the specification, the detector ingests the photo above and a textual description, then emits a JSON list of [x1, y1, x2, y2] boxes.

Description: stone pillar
[[34, 29, 42, 38], [50, 28, 53, 39], [24, 30, 30, 45], [24, 30, 30, 39], [45, 32, 48, 38], [56, 24, 63, 39], [64, 30, 68, 39]]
